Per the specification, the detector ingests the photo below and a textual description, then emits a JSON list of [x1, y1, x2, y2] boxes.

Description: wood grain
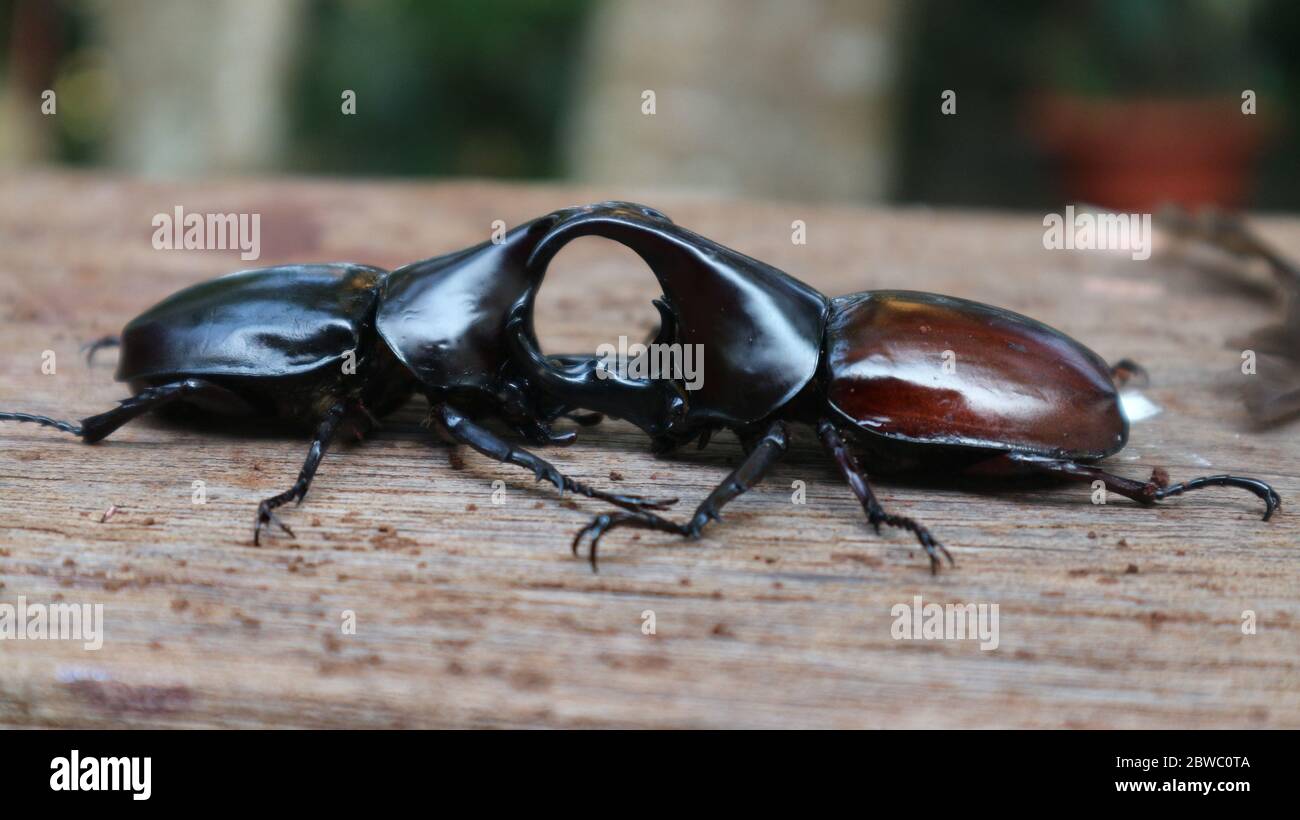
[[1, 173, 1296, 728]]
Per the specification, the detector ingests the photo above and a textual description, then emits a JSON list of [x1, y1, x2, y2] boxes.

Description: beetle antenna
[[0, 412, 84, 437]]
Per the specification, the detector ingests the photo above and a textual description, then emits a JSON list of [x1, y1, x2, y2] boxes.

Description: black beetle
[[0, 203, 675, 542], [503, 203, 1282, 571]]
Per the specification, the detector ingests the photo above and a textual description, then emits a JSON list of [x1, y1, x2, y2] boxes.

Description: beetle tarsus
[[253, 504, 297, 546], [1003, 454, 1283, 522], [573, 510, 689, 571], [874, 511, 950, 573], [1154, 474, 1282, 521], [81, 335, 121, 366], [0, 411, 85, 437]]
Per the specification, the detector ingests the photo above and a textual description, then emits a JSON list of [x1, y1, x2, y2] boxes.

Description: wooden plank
[[0, 172, 1296, 728]]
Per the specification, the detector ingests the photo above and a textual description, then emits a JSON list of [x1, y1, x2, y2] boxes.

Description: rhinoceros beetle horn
[[518, 203, 830, 428]]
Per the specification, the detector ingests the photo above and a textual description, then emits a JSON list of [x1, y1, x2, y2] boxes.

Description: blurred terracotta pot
[[1031, 95, 1266, 211]]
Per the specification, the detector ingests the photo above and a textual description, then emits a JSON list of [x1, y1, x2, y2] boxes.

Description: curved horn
[[525, 204, 827, 425]]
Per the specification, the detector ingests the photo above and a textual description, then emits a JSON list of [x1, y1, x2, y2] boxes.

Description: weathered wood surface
[[1, 173, 1296, 728]]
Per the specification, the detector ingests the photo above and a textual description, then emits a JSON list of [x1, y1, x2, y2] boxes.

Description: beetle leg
[[682, 420, 789, 536], [1000, 453, 1282, 521], [0, 378, 251, 444], [252, 401, 349, 546], [429, 402, 677, 514], [817, 420, 953, 574], [1161, 205, 1300, 286], [571, 421, 790, 570], [81, 335, 120, 366], [1109, 358, 1149, 388]]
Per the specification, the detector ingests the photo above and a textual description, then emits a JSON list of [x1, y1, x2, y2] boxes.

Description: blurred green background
[[3, 0, 1299, 210]]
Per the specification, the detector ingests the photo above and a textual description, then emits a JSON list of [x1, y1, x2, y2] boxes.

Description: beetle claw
[[1262, 492, 1281, 521], [569, 510, 692, 570], [253, 504, 296, 545], [572, 517, 598, 556], [623, 495, 678, 512], [917, 534, 951, 574], [572, 514, 616, 571], [536, 465, 564, 493]]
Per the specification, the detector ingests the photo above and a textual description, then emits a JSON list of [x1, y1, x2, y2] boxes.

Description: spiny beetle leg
[[817, 419, 953, 573], [570, 420, 791, 570], [681, 420, 789, 537], [252, 401, 348, 546], [431, 402, 675, 513], [1, 378, 250, 444], [1002, 452, 1282, 521]]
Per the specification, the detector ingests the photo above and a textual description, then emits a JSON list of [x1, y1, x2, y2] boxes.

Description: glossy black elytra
[[0, 202, 678, 543], [503, 203, 1282, 572]]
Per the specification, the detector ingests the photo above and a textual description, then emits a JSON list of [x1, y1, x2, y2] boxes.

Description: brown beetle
[[506, 203, 1281, 571]]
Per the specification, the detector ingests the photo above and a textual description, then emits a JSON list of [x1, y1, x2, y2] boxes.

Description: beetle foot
[[861, 507, 949, 572], [571, 511, 689, 571], [253, 502, 296, 546], [81, 335, 120, 366], [874, 513, 951, 574], [531, 462, 566, 492], [1152, 474, 1282, 521], [917, 532, 953, 575], [683, 506, 722, 539], [914, 530, 952, 575]]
